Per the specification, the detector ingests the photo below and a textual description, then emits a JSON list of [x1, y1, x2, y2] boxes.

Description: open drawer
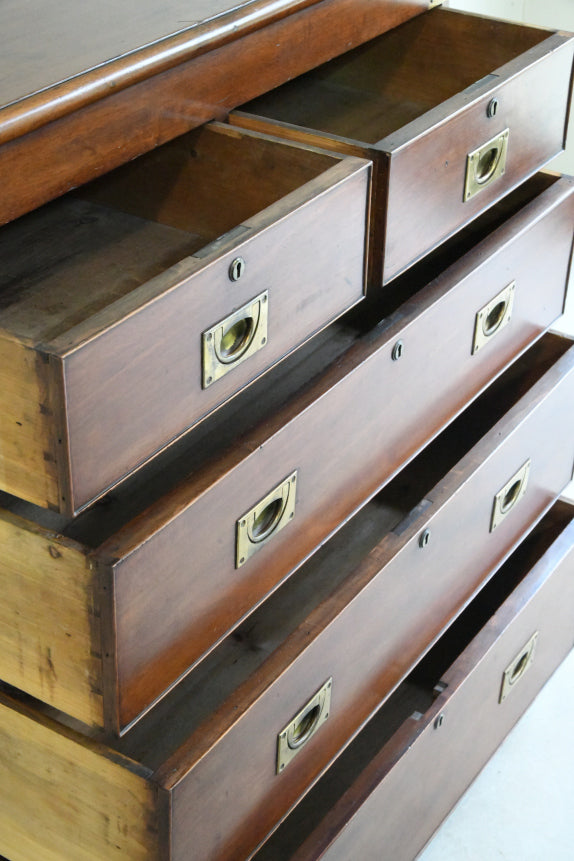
[[0, 337, 573, 860], [255, 500, 574, 861], [231, 7, 574, 285], [0, 172, 573, 736], [0, 121, 369, 514]]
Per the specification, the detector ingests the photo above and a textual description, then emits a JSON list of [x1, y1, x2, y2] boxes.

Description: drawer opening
[[253, 501, 574, 860], [239, 9, 549, 145], [2, 335, 568, 760], [0, 124, 339, 346], [1, 327, 567, 556]]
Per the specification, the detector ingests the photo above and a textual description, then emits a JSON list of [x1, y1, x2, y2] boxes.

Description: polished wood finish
[[0, 0, 431, 226], [265, 502, 574, 861], [0, 177, 571, 735], [0, 347, 572, 861], [233, 7, 574, 283], [0, 123, 369, 514]]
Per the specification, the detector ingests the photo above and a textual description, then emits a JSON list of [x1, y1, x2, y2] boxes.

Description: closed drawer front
[[0, 336, 573, 861], [0, 121, 369, 515], [0, 173, 572, 735], [232, 7, 574, 284], [257, 500, 574, 861]]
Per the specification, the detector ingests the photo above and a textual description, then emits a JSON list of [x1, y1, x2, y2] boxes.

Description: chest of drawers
[[0, 2, 573, 859]]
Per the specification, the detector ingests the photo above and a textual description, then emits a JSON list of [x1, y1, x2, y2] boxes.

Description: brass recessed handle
[[202, 290, 268, 388], [499, 632, 538, 702], [472, 281, 515, 355], [277, 678, 332, 773], [464, 129, 509, 202], [490, 460, 530, 532], [236, 471, 297, 568]]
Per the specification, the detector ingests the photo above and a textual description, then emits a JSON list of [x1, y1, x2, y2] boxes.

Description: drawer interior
[[0, 123, 338, 345], [253, 499, 574, 860], [2, 333, 568, 766], [240, 8, 549, 144]]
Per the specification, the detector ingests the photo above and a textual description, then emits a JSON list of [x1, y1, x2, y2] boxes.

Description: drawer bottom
[[256, 500, 574, 861]]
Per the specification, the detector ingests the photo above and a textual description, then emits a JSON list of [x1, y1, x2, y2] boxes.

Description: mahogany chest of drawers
[[0, 1, 573, 859]]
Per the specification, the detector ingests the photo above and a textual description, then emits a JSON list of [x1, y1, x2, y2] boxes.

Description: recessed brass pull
[[236, 471, 297, 568], [277, 678, 332, 773], [472, 281, 515, 355], [464, 129, 509, 202], [490, 460, 530, 532], [499, 632, 538, 703], [202, 290, 268, 388]]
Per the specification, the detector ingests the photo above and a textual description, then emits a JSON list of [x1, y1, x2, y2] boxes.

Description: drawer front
[[289, 510, 574, 861], [232, 10, 574, 286], [109, 188, 574, 732], [167, 353, 574, 861], [58, 138, 368, 514], [383, 35, 574, 283], [0, 122, 368, 516]]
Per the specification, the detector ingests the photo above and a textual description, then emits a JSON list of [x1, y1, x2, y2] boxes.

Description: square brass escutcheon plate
[[236, 470, 297, 568], [490, 459, 530, 532], [499, 632, 538, 703], [464, 129, 509, 202], [277, 678, 332, 773], [202, 290, 268, 388], [472, 281, 515, 355]]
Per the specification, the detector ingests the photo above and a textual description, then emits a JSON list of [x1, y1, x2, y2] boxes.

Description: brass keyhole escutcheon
[[217, 315, 255, 364]]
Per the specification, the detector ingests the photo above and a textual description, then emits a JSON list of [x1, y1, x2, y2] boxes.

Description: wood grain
[[0, 337, 59, 509], [0, 511, 102, 728], [233, 8, 574, 283], [0, 695, 162, 861], [282, 506, 574, 861], [0, 123, 368, 514], [0, 0, 429, 225], [103, 186, 574, 731], [161, 337, 574, 861]]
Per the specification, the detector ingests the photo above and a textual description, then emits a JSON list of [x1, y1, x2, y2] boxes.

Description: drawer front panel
[[60, 159, 369, 514], [168, 358, 574, 861], [302, 517, 574, 861], [110, 198, 574, 731], [383, 37, 574, 282]]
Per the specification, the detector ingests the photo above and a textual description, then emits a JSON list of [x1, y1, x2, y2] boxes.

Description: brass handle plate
[[464, 129, 509, 202], [277, 678, 332, 773], [490, 460, 530, 532], [202, 290, 268, 388], [236, 471, 297, 568], [472, 281, 515, 355], [499, 632, 538, 703]]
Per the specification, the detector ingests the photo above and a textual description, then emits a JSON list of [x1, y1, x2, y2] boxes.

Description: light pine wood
[[0, 697, 160, 861], [0, 510, 103, 728], [0, 335, 59, 509]]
